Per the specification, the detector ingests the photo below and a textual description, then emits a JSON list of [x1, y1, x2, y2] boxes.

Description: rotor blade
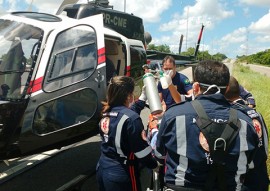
[[56, 0, 80, 15]]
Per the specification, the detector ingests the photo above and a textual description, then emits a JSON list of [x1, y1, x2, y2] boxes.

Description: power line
[[246, 28, 249, 56]]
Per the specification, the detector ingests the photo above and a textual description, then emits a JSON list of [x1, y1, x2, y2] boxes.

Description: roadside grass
[[232, 63, 270, 175]]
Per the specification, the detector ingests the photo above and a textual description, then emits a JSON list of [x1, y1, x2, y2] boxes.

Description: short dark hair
[[162, 55, 175, 66], [193, 60, 230, 94], [224, 76, 240, 101]]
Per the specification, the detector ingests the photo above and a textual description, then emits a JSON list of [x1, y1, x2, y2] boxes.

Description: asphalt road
[[242, 63, 270, 77], [0, 136, 101, 191]]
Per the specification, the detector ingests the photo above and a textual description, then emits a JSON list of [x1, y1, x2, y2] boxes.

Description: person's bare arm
[[186, 89, 193, 95], [168, 84, 182, 103]]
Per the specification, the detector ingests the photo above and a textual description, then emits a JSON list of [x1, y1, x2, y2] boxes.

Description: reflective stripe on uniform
[[235, 119, 248, 190], [129, 152, 138, 191], [263, 127, 269, 156], [154, 149, 165, 159], [175, 115, 188, 186], [259, 114, 269, 156], [134, 145, 152, 158], [115, 114, 129, 158]]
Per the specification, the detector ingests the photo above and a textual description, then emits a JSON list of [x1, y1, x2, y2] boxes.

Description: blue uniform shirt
[[158, 72, 192, 107], [155, 93, 259, 190], [99, 106, 155, 168], [231, 101, 269, 191], [97, 103, 156, 191], [239, 85, 256, 106]]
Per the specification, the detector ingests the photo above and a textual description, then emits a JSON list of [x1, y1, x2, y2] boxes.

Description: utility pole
[[246, 28, 249, 56], [124, 0, 126, 12], [186, 6, 189, 51]]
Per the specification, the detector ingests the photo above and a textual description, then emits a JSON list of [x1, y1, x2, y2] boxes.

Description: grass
[[232, 63, 270, 176]]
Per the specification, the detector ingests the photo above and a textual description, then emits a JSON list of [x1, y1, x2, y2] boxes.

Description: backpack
[[191, 100, 241, 191]]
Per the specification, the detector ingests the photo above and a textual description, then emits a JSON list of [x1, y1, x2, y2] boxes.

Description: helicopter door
[[18, 14, 105, 155], [125, 39, 146, 99]]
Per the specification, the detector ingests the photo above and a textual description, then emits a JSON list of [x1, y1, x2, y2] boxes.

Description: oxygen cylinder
[[143, 73, 163, 115]]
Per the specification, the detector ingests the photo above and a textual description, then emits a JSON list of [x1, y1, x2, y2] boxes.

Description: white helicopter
[[0, 0, 147, 160]]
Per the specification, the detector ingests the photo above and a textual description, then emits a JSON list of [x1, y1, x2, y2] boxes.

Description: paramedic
[[96, 76, 159, 191], [225, 76, 269, 191], [158, 55, 192, 109], [155, 60, 259, 191]]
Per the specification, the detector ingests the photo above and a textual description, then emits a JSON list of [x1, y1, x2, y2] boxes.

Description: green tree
[[236, 49, 270, 66], [147, 44, 156, 50], [148, 44, 229, 61], [180, 47, 195, 56], [200, 51, 211, 60], [212, 53, 227, 61], [147, 44, 171, 53]]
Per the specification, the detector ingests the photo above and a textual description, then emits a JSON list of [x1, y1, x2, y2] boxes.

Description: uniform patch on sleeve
[[100, 117, 110, 135], [184, 78, 190, 85], [103, 112, 118, 117], [252, 119, 262, 138], [247, 109, 259, 118]]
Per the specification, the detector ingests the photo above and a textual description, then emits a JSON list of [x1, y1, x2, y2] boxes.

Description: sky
[[0, 0, 270, 58]]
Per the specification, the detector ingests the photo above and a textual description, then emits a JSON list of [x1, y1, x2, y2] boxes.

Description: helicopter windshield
[[0, 19, 42, 100]]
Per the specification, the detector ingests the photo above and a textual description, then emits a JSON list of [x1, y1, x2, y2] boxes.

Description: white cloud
[[221, 27, 247, 44], [217, 23, 270, 57], [109, 0, 172, 23], [31, 0, 61, 14], [153, 0, 234, 54], [255, 35, 270, 43], [187, 0, 234, 22], [0, 0, 60, 14], [249, 9, 270, 35], [204, 27, 248, 57], [159, 0, 234, 33], [7, 0, 17, 11], [240, 0, 270, 7], [0, 0, 5, 16]]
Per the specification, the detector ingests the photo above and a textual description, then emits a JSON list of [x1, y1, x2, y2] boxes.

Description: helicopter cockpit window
[[130, 45, 146, 80], [0, 19, 43, 100], [130, 45, 146, 99], [44, 25, 97, 92]]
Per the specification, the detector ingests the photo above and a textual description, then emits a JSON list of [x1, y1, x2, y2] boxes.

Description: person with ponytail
[[96, 76, 159, 191]]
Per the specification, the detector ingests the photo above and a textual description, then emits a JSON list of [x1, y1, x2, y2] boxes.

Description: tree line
[[148, 44, 270, 65], [147, 44, 227, 62], [237, 49, 270, 66]]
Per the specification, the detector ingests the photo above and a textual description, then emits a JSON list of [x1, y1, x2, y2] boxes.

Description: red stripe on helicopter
[[98, 47, 105, 64], [126, 65, 131, 76], [29, 77, 43, 93]]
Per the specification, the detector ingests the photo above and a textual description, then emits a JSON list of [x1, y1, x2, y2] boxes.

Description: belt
[[102, 152, 137, 165], [165, 184, 203, 191]]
